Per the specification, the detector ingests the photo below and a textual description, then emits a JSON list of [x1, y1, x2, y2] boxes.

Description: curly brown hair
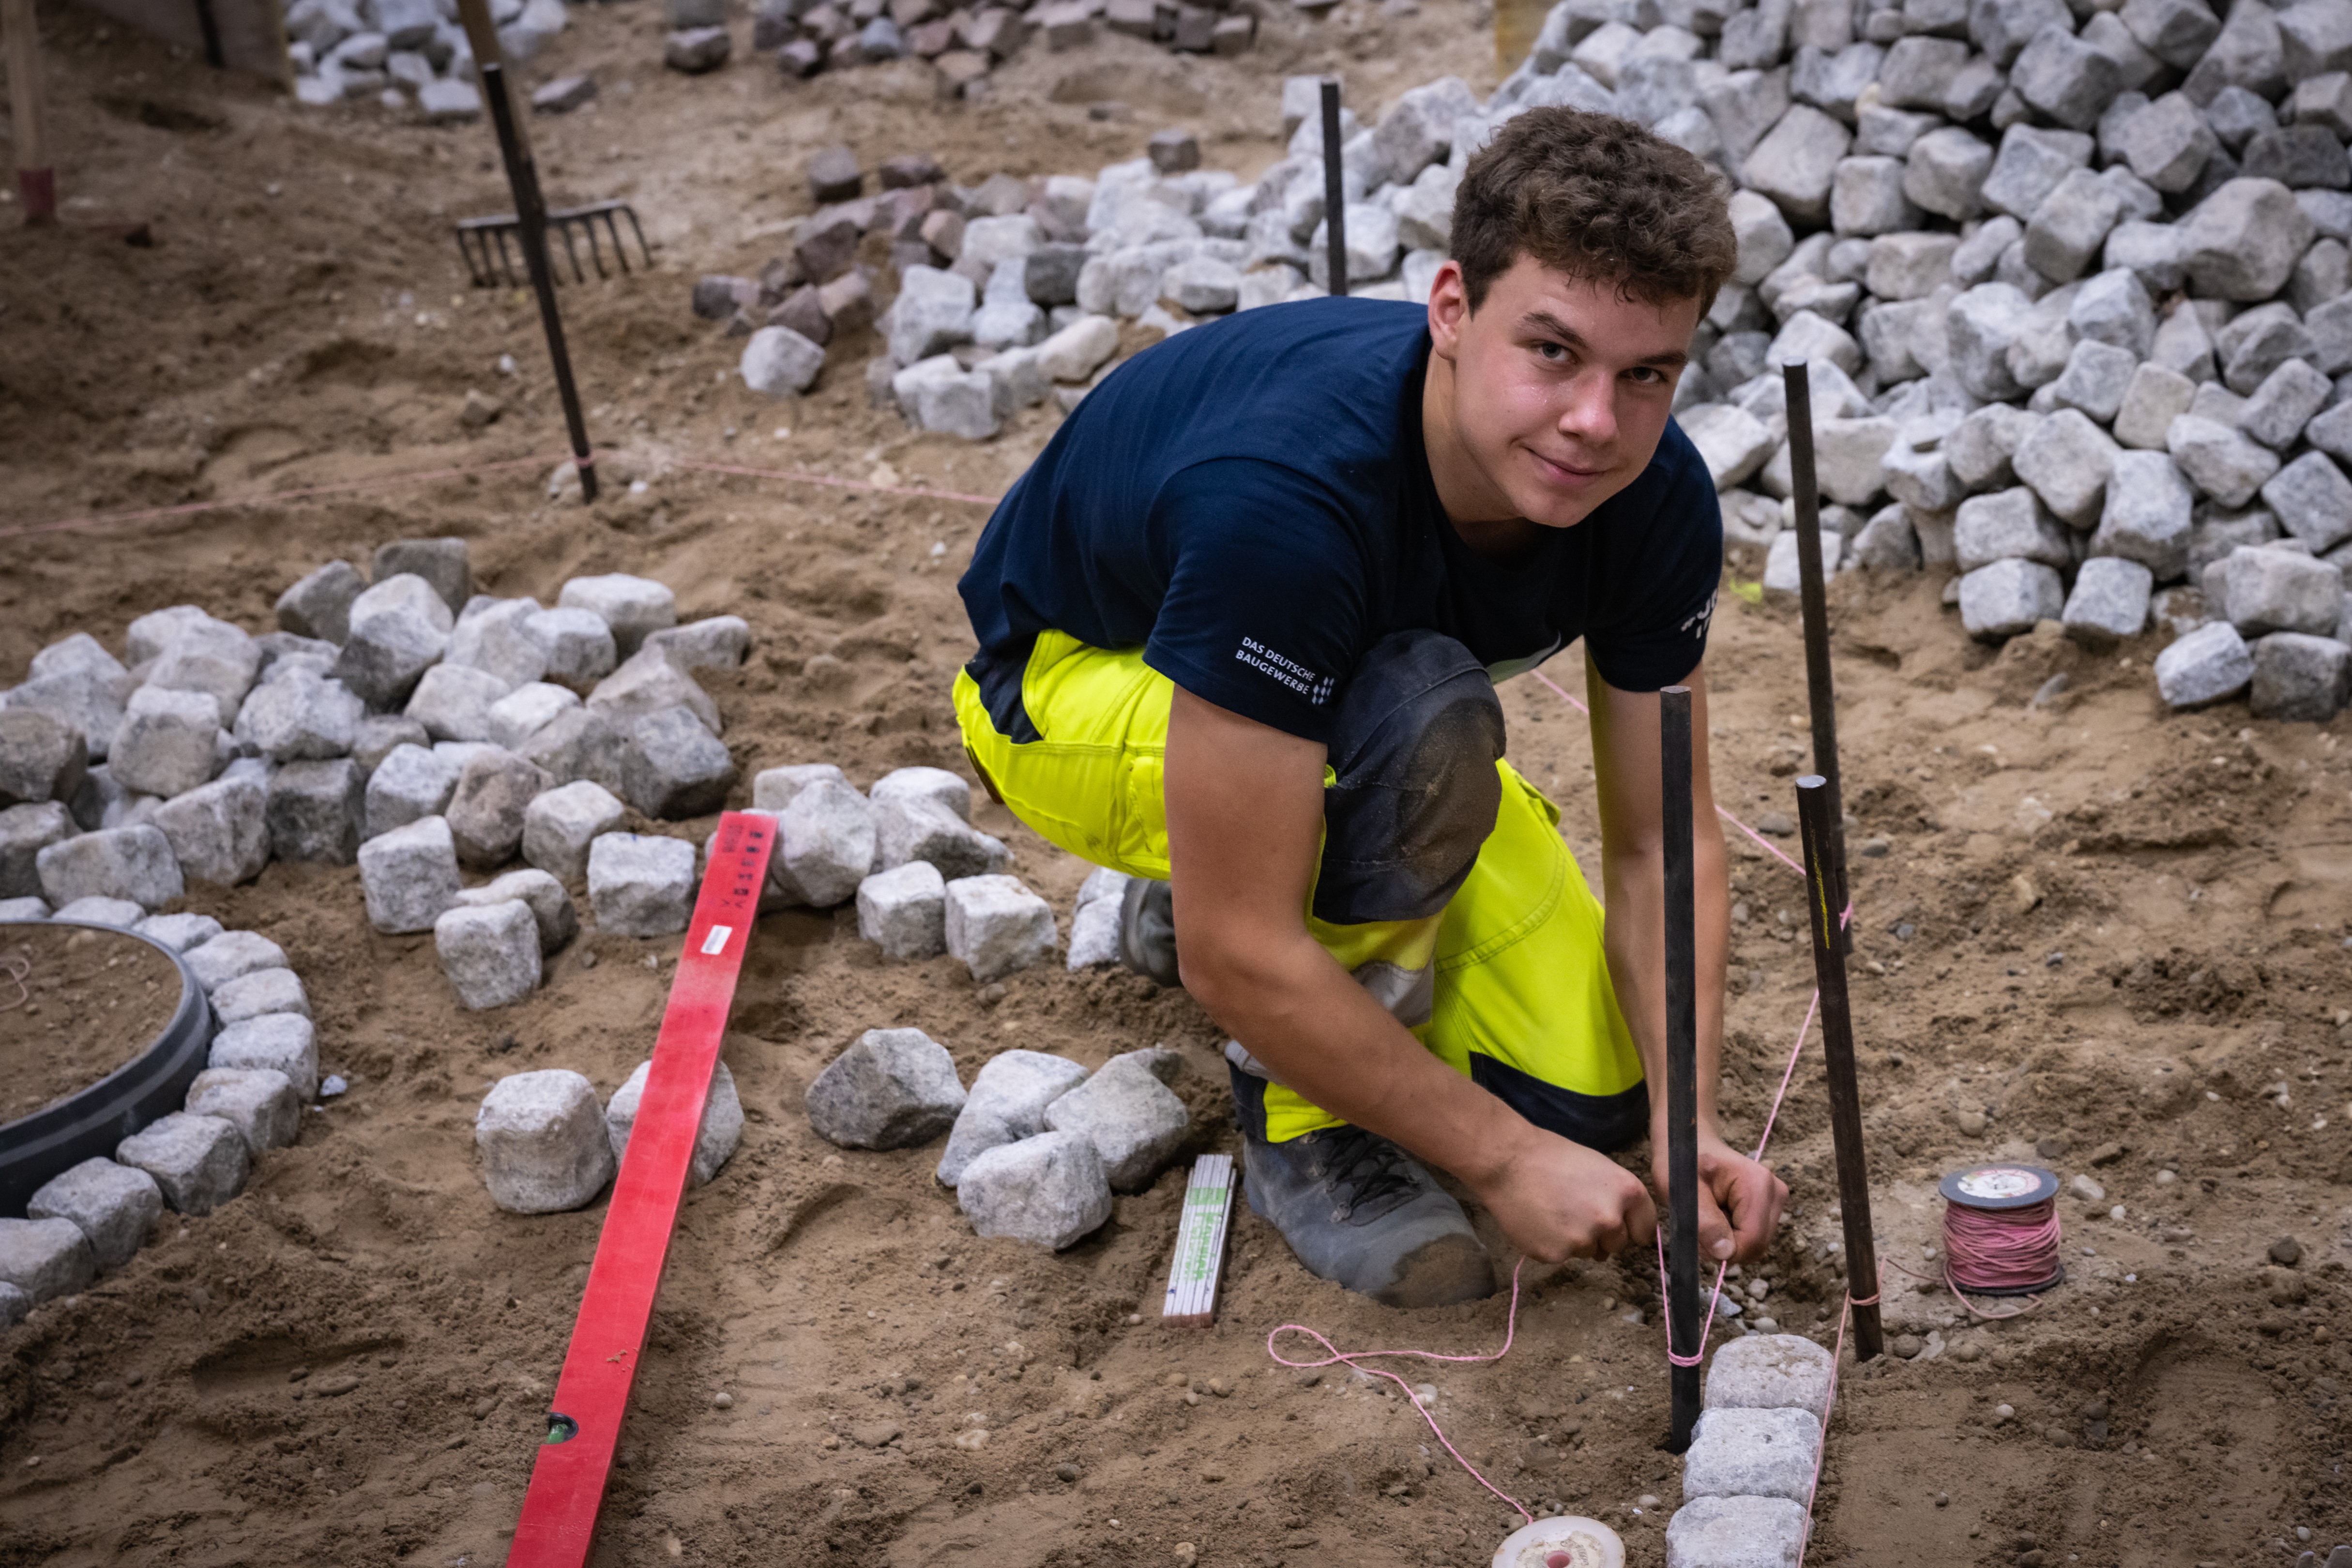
[[1452, 107, 1738, 318]]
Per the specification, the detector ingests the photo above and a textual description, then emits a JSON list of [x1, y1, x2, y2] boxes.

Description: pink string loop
[[1266, 1260, 1538, 1526]]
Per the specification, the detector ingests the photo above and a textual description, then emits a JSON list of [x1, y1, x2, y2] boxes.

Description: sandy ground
[[2, 2, 2350, 1564]]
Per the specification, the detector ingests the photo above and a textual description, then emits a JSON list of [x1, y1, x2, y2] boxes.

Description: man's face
[[1426, 254, 1701, 530]]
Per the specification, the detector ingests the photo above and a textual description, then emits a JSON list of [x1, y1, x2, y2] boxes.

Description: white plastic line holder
[[1161, 1154, 1235, 1327]]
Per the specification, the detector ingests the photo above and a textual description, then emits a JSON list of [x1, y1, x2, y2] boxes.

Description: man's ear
[[1426, 259, 1470, 359]]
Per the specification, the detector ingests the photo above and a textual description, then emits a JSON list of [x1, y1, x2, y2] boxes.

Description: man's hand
[[1469, 1127, 1658, 1264], [1652, 1134, 1788, 1264]]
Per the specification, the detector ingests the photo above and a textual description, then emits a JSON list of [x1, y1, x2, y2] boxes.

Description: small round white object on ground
[[1489, 1514, 1624, 1568]]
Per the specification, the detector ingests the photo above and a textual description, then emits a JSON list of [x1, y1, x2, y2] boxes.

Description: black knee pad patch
[[1312, 631, 1506, 926]]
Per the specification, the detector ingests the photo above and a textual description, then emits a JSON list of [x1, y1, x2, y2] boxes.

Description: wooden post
[[1781, 360, 1851, 952], [1493, 0, 1547, 75], [1661, 685, 1701, 1452], [452, 0, 598, 501], [1796, 775, 1883, 1362], [1319, 78, 1346, 299], [3, 0, 55, 224]]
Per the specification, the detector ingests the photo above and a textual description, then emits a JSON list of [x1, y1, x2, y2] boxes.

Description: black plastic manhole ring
[[0, 920, 213, 1218]]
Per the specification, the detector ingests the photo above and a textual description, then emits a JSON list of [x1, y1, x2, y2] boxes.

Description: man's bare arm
[[1164, 684, 1655, 1263], [1587, 662, 1786, 1262]]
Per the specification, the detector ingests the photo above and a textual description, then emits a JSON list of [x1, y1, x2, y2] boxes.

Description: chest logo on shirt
[[1235, 637, 1335, 705], [1681, 588, 1718, 644]]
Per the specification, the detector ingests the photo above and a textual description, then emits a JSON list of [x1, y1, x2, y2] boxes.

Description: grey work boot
[[1230, 1063, 1495, 1309], [1118, 876, 1181, 988]]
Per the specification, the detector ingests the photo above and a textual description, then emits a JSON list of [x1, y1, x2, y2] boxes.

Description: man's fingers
[[1696, 1184, 1735, 1262]]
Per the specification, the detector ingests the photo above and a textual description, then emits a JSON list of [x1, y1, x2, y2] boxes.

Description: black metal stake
[[1781, 360, 1846, 950], [1661, 684, 1701, 1453], [1320, 78, 1348, 299], [453, 0, 598, 503], [1796, 775, 1884, 1363]]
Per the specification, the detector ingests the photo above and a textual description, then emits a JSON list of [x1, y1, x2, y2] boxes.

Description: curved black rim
[[0, 921, 213, 1219]]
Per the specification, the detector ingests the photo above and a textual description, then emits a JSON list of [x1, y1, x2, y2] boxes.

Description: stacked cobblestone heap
[[717, 0, 2352, 721]]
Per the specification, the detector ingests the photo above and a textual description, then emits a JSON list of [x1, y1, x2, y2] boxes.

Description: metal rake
[[456, 199, 652, 289]]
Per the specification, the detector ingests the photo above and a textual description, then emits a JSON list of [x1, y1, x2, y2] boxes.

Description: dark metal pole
[[1796, 775, 1883, 1363], [1781, 360, 1846, 950], [455, 0, 599, 502], [1320, 78, 1348, 299], [1661, 685, 1701, 1452]]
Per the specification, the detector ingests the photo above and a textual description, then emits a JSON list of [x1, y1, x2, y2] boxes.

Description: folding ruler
[[506, 810, 774, 1568], [1160, 1154, 1236, 1327]]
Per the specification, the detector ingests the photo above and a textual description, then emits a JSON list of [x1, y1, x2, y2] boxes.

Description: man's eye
[[1626, 366, 1666, 384], [1535, 342, 1567, 362]]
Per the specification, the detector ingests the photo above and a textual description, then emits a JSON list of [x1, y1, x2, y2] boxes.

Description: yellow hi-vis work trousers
[[953, 631, 1649, 1148]]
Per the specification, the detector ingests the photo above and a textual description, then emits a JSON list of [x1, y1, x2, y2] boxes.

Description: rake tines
[[456, 199, 652, 288]]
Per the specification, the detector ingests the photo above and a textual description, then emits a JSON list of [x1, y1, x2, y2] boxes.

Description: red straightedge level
[[1161, 1154, 1236, 1327], [506, 811, 775, 1568]]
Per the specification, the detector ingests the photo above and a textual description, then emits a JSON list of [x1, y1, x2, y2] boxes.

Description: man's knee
[[1313, 631, 1505, 925]]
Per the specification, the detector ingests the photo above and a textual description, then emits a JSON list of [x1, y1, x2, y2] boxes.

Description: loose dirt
[[1, 3, 2349, 1565], [0, 923, 183, 1124]]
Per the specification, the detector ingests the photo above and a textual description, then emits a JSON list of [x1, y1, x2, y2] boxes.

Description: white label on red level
[[700, 925, 732, 956]]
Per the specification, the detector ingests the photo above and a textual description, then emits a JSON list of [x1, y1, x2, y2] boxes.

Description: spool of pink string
[[1937, 1166, 2064, 1298]]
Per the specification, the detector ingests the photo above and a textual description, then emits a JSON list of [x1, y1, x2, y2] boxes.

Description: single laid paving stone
[[182, 929, 287, 993], [957, 1130, 1113, 1250], [37, 823, 183, 911], [334, 573, 454, 709], [275, 560, 367, 644], [875, 795, 1010, 882], [267, 757, 364, 864], [359, 814, 463, 933], [455, 867, 577, 954], [135, 911, 222, 952], [2251, 632, 2352, 720], [524, 607, 619, 693], [233, 669, 363, 762], [1704, 1332, 1836, 1424], [475, 1069, 616, 1214], [152, 775, 270, 888], [210, 963, 311, 1026], [2215, 545, 2346, 634], [588, 647, 722, 736], [620, 705, 736, 820], [605, 1058, 743, 1186], [185, 1066, 302, 1155], [445, 747, 553, 868], [857, 860, 947, 959], [588, 832, 697, 937], [522, 780, 625, 883], [26, 1158, 162, 1270], [436, 899, 542, 1009], [752, 763, 850, 812], [560, 574, 678, 659], [116, 1111, 249, 1215], [1040, 1051, 1190, 1193], [2169, 414, 2282, 508], [487, 681, 581, 752], [404, 662, 514, 744], [2261, 451, 2352, 553], [945, 873, 1056, 983], [2154, 620, 2257, 706], [373, 537, 472, 614], [642, 616, 750, 671], [108, 685, 216, 800], [1681, 1405, 1820, 1504], [2089, 450, 2194, 578], [805, 1026, 967, 1149], [1665, 1494, 1809, 1568], [210, 1014, 319, 1101], [868, 765, 971, 822], [2062, 556, 2155, 647], [0, 801, 75, 900], [0, 1217, 97, 1304], [364, 742, 459, 839], [770, 778, 877, 908], [52, 895, 144, 926], [935, 1049, 1092, 1187]]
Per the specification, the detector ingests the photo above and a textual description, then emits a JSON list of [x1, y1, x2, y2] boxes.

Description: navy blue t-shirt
[[958, 296, 1723, 745]]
